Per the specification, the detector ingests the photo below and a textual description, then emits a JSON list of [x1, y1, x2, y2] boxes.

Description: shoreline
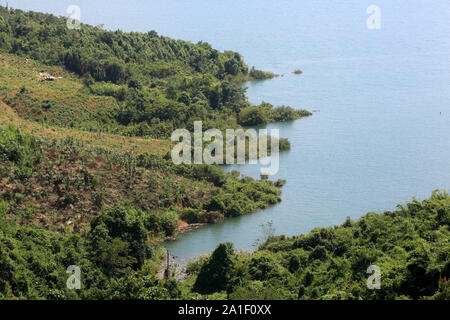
[[162, 74, 306, 252]]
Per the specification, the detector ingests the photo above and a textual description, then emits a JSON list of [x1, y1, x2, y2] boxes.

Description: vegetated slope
[[0, 198, 177, 300], [0, 52, 122, 132], [0, 7, 310, 140], [0, 124, 285, 299], [0, 53, 294, 155], [0, 125, 284, 231], [0, 54, 169, 155], [185, 192, 450, 300]]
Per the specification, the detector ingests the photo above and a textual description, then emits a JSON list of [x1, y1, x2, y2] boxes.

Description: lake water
[[11, 0, 450, 258]]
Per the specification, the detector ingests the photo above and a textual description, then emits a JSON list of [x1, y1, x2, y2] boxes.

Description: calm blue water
[[11, 0, 450, 258]]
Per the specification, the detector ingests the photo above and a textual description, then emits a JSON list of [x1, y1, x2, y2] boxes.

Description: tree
[[239, 106, 269, 126], [93, 238, 136, 277], [193, 243, 237, 294], [89, 206, 151, 269]]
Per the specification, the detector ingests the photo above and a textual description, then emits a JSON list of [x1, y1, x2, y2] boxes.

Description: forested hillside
[[1, 125, 284, 229], [0, 124, 284, 299], [183, 192, 450, 300], [0, 6, 310, 139], [0, 7, 297, 300]]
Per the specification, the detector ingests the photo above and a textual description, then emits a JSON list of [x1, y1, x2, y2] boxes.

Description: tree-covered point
[[239, 102, 312, 126], [0, 7, 309, 141], [184, 191, 450, 300]]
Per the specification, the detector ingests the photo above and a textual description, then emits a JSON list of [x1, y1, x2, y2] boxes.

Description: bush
[[128, 79, 143, 90], [271, 106, 311, 122], [145, 211, 178, 237], [180, 208, 224, 224], [191, 164, 227, 187], [0, 126, 40, 165], [249, 67, 276, 80], [89, 82, 127, 100], [239, 106, 269, 126], [89, 205, 151, 269], [274, 179, 286, 187]]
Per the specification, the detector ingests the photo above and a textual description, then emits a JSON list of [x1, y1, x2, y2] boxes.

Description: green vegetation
[[183, 192, 450, 300], [4, 190, 448, 299], [248, 67, 278, 81], [0, 125, 282, 231], [0, 124, 283, 299], [0, 6, 307, 140], [239, 102, 311, 126], [0, 7, 292, 247], [0, 201, 176, 299], [193, 243, 238, 295], [0, 6, 447, 301]]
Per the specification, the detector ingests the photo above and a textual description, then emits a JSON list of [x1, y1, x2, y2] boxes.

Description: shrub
[[274, 179, 286, 187], [239, 106, 269, 126], [180, 208, 224, 224], [89, 205, 151, 268], [145, 211, 178, 237], [191, 164, 227, 187]]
